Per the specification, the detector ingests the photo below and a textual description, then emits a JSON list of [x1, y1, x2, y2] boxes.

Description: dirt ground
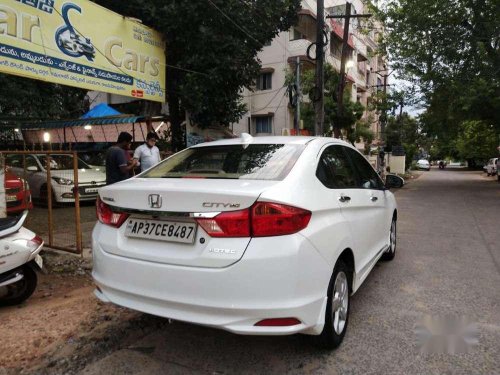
[[0, 250, 166, 375]]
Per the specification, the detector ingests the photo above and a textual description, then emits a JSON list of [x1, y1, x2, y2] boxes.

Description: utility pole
[[314, 0, 325, 137], [328, 3, 371, 138], [294, 56, 301, 135], [336, 2, 351, 139], [381, 73, 388, 138], [372, 67, 393, 140]]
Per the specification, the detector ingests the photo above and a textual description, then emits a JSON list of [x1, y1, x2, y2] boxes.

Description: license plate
[[125, 218, 197, 244], [85, 188, 99, 194], [6, 195, 17, 202], [34, 254, 43, 269]]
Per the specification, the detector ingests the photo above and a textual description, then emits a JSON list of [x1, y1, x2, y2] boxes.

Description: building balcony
[[287, 39, 316, 68]]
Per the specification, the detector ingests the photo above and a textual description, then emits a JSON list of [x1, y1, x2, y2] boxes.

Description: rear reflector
[[195, 202, 311, 238], [255, 318, 301, 327], [96, 197, 129, 228]]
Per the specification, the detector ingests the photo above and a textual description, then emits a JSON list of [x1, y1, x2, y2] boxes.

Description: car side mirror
[[27, 166, 38, 172], [385, 174, 404, 189]]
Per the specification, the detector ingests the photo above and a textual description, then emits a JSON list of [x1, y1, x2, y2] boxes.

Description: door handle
[[370, 196, 378, 202], [338, 195, 351, 203]]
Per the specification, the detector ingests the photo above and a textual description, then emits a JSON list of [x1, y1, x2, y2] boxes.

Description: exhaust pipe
[[0, 272, 24, 287]]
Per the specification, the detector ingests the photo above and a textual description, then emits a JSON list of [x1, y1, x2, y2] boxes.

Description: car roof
[[190, 135, 352, 148]]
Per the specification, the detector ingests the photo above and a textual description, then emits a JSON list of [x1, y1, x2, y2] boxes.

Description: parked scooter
[[0, 210, 44, 306], [438, 161, 446, 169]]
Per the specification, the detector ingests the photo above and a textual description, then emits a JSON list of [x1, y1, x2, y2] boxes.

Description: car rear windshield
[[141, 144, 306, 180]]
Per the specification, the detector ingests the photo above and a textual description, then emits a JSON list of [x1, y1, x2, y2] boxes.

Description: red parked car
[[4, 170, 33, 215]]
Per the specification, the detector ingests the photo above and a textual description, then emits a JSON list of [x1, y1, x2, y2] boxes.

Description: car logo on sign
[[148, 194, 162, 208]]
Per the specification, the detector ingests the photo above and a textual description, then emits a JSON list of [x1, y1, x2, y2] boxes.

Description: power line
[[227, 0, 295, 56], [205, 0, 263, 47], [252, 86, 287, 112], [242, 87, 284, 97]]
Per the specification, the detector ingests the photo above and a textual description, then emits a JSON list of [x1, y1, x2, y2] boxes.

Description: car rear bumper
[[92, 224, 331, 336], [6, 197, 33, 214]]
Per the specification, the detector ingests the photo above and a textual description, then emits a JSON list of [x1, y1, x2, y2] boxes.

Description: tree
[[296, 64, 369, 143], [384, 112, 423, 169], [456, 120, 497, 166], [0, 74, 88, 121], [375, 0, 500, 155], [94, 0, 301, 150]]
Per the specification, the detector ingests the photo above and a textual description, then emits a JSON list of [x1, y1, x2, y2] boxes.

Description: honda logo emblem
[[148, 194, 162, 208]]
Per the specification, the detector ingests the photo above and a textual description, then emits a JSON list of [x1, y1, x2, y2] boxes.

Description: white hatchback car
[[6, 154, 106, 204], [92, 136, 402, 349], [416, 159, 431, 171]]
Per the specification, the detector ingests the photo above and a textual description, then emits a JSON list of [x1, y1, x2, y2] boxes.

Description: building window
[[290, 27, 307, 41], [264, 40, 272, 47], [256, 72, 272, 91], [254, 116, 273, 134]]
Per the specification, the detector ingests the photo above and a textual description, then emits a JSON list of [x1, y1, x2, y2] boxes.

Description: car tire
[[316, 260, 351, 350], [381, 218, 397, 261], [0, 266, 38, 307]]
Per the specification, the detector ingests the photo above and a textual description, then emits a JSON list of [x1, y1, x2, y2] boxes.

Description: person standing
[[133, 132, 161, 172], [105, 132, 138, 185]]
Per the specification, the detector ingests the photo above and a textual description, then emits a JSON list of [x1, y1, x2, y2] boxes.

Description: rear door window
[[141, 144, 305, 181], [343, 147, 385, 190], [316, 145, 358, 189]]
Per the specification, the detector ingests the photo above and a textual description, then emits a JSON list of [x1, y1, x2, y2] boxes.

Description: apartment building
[[232, 0, 388, 145]]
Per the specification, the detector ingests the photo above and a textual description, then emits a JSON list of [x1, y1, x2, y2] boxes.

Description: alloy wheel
[[332, 271, 349, 335]]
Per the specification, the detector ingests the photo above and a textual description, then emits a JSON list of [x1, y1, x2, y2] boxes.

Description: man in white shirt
[[133, 132, 161, 172]]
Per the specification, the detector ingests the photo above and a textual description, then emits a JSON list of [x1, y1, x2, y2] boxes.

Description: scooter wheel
[[0, 266, 38, 307]]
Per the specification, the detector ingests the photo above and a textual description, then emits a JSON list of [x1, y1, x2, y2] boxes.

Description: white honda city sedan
[[92, 135, 403, 349]]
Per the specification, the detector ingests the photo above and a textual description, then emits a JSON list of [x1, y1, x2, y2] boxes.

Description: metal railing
[[0, 151, 83, 254]]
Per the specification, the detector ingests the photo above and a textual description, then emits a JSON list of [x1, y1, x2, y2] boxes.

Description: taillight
[[195, 202, 311, 238], [96, 197, 129, 228], [31, 235, 43, 247], [251, 202, 311, 237], [195, 209, 250, 237]]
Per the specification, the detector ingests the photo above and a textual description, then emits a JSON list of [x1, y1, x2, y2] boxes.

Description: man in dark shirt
[[106, 132, 138, 185]]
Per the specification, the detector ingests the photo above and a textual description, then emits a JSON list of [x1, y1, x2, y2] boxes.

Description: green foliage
[[95, 0, 301, 150], [294, 64, 369, 141], [351, 117, 374, 145], [384, 113, 422, 169], [0, 74, 87, 120], [456, 120, 497, 161], [378, 0, 500, 155]]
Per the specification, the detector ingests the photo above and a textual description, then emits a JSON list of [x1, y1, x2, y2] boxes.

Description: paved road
[[78, 169, 500, 374]]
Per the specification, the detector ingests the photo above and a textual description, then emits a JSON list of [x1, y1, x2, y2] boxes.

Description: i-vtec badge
[[203, 202, 240, 208], [209, 248, 236, 255]]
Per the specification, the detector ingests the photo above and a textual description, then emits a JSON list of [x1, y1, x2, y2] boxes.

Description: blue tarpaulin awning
[[80, 103, 122, 119], [22, 103, 143, 130]]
